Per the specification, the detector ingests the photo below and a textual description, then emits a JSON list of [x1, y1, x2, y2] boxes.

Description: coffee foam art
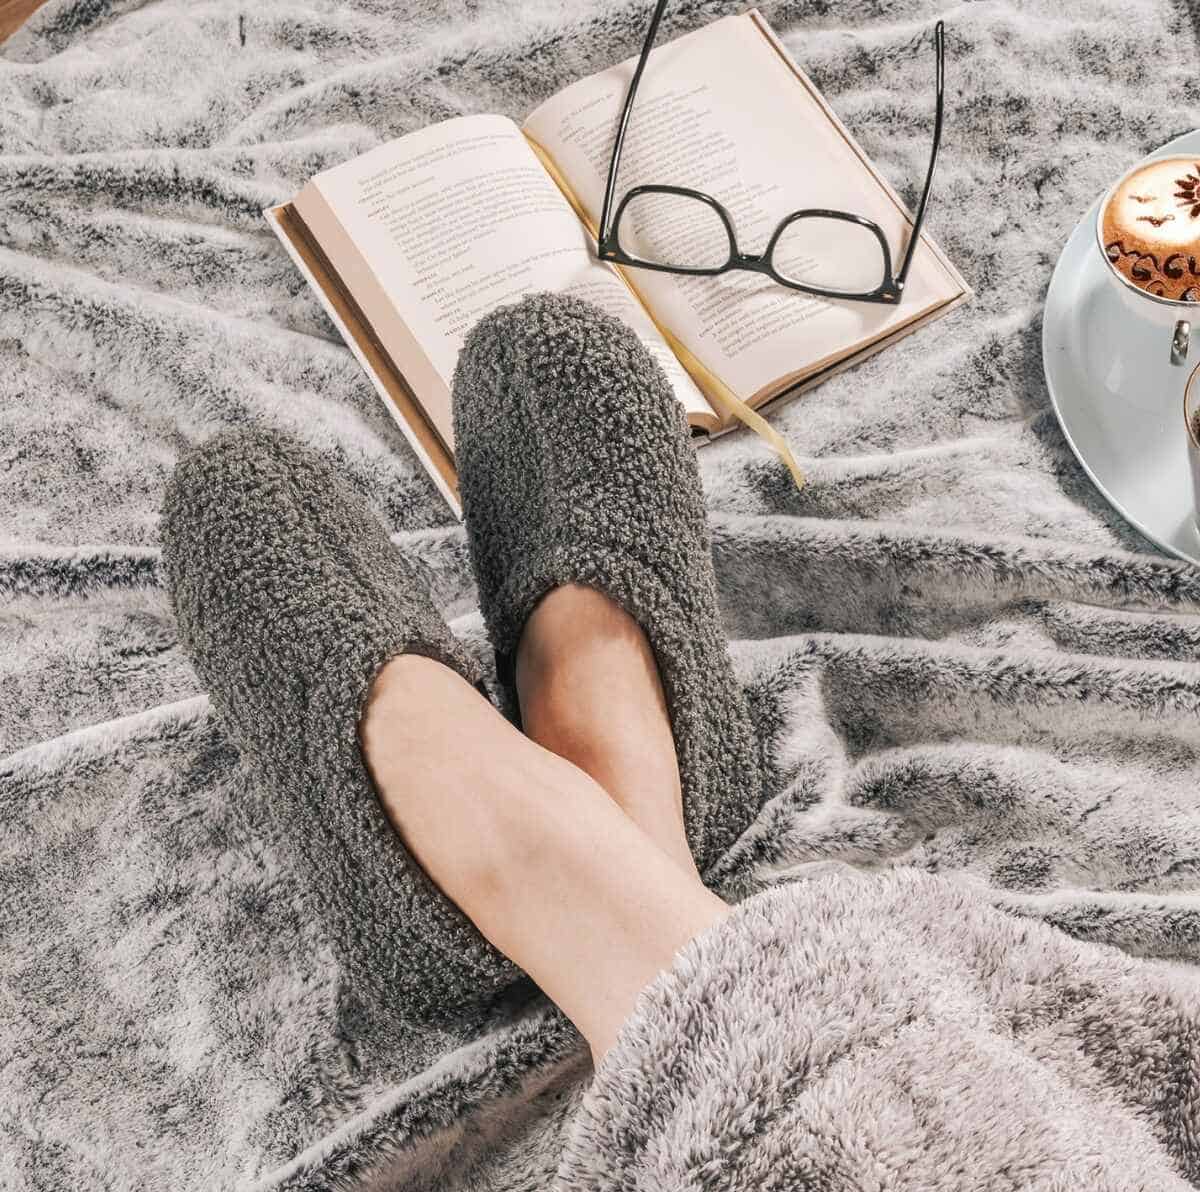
[[1102, 156, 1200, 300]]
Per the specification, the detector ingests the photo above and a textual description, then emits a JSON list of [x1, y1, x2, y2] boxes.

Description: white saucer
[[1043, 130, 1200, 565]]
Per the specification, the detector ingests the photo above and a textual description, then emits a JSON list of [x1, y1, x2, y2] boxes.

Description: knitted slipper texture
[[452, 293, 764, 880], [160, 429, 520, 1023]]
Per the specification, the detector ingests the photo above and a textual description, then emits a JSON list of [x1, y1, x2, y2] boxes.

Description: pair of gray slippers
[[161, 293, 763, 1023]]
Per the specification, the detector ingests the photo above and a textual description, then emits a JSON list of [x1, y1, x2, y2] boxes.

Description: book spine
[[262, 206, 462, 519]]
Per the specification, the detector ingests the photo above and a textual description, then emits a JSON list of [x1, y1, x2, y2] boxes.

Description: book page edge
[[264, 203, 462, 520]]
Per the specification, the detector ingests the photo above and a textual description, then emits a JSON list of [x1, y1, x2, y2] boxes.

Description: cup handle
[[1173, 320, 1191, 365]]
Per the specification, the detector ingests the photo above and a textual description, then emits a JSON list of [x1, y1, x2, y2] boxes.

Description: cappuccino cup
[[1095, 155, 1200, 369]]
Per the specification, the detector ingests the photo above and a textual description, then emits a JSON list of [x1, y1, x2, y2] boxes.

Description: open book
[[267, 9, 969, 514]]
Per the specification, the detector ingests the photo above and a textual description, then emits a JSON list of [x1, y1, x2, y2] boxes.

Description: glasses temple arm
[[895, 20, 945, 289], [598, 0, 670, 247]]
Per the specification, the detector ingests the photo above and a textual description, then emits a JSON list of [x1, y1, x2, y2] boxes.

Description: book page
[[295, 113, 713, 450], [523, 13, 963, 404]]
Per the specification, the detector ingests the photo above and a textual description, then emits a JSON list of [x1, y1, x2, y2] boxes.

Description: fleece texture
[[558, 869, 1200, 1191], [4, 0, 1200, 1189], [453, 293, 763, 879], [160, 430, 520, 1024]]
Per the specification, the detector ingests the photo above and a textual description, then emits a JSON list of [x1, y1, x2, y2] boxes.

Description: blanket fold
[[558, 870, 1200, 1191]]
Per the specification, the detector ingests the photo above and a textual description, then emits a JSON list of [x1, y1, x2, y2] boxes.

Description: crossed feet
[[359, 583, 729, 1064]]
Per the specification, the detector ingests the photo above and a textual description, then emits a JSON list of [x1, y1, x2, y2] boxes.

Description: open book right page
[[522, 11, 966, 410]]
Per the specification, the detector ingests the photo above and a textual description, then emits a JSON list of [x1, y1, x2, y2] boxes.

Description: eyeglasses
[[596, 5, 946, 305]]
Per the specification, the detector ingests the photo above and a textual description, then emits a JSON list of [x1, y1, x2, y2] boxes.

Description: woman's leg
[[360, 653, 728, 1064], [516, 583, 698, 877], [453, 295, 764, 880]]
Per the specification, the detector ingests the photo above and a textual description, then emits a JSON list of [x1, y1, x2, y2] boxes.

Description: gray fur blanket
[[2, 0, 1200, 1188]]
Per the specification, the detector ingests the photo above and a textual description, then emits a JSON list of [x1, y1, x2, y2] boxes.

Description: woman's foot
[[360, 651, 729, 1064], [161, 429, 521, 1022], [452, 293, 765, 886], [165, 428, 726, 1061]]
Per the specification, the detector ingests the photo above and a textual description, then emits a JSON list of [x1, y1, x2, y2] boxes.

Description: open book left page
[[291, 113, 715, 453]]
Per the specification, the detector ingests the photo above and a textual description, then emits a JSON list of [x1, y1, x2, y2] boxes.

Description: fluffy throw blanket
[[2, 0, 1199, 1188]]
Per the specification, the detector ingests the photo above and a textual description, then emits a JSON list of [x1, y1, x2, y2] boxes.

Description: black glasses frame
[[596, 4, 946, 305]]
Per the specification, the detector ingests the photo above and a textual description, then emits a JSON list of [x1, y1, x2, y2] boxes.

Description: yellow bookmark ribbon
[[706, 389, 807, 491]]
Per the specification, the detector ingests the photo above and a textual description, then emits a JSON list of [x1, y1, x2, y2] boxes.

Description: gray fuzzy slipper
[[452, 293, 763, 880], [160, 429, 520, 1022]]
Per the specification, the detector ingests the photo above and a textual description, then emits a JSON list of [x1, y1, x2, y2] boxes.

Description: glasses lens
[[772, 215, 887, 294], [616, 191, 732, 271]]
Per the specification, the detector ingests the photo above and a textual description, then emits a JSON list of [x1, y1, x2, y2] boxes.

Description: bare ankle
[[358, 647, 727, 1063], [359, 654, 522, 901], [516, 585, 641, 683]]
